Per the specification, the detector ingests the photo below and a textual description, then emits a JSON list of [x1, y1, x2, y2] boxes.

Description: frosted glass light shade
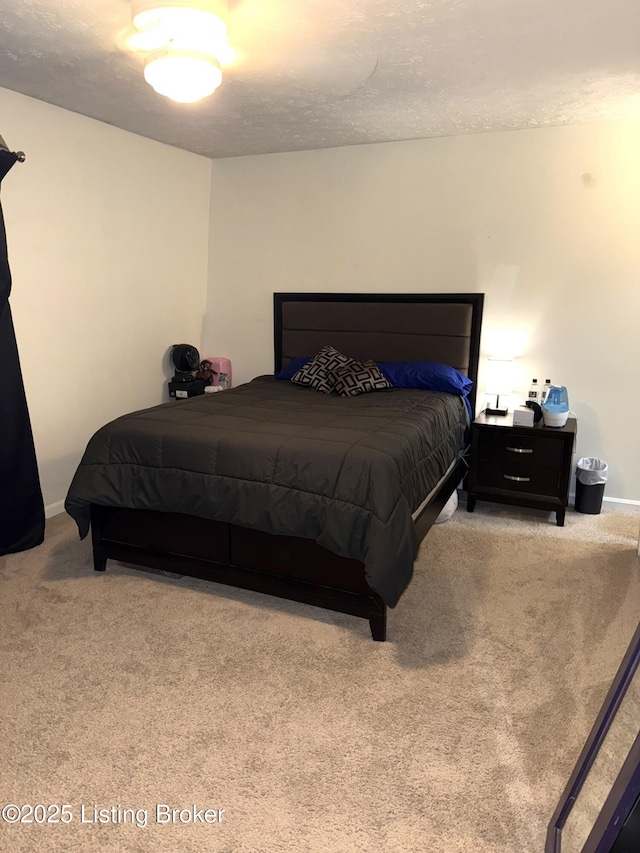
[[132, 0, 228, 42], [144, 49, 222, 102], [131, 1, 231, 101]]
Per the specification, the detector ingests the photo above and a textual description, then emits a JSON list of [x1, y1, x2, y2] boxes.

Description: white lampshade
[[486, 357, 514, 396], [144, 49, 222, 103]]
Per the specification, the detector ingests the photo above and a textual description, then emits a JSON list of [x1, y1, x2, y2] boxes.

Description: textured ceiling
[[1, 0, 640, 159]]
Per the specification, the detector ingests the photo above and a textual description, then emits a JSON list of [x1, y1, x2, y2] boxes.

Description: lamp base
[[485, 406, 508, 417]]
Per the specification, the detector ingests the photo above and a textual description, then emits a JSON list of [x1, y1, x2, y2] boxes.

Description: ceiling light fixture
[[144, 49, 222, 103], [130, 0, 231, 103]]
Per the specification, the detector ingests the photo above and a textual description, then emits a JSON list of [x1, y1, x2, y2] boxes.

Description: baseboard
[[45, 500, 65, 519], [567, 492, 640, 512], [601, 496, 640, 511]]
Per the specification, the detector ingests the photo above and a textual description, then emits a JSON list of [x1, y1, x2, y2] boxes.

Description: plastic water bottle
[[528, 379, 540, 405], [541, 379, 551, 406]]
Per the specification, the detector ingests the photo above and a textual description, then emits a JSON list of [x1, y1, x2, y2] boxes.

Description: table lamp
[[485, 357, 513, 416]]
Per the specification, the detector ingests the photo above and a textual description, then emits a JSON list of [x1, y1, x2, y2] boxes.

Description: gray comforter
[[65, 376, 468, 607]]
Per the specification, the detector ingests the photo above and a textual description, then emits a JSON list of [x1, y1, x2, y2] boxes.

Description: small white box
[[513, 406, 535, 427]]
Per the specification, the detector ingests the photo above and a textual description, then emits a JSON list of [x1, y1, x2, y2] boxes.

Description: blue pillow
[[275, 356, 311, 380], [377, 361, 473, 397]]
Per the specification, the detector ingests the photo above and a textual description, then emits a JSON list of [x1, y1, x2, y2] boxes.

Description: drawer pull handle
[[506, 446, 533, 454], [504, 474, 531, 482]]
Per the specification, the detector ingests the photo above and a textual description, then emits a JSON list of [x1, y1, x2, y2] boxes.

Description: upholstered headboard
[[274, 292, 484, 411]]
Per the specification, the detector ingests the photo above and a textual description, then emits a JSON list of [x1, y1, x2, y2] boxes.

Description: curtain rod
[[0, 134, 26, 162]]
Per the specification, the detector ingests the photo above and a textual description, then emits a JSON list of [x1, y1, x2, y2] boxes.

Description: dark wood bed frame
[[90, 293, 484, 641]]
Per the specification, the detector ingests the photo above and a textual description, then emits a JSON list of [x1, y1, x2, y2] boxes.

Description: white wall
[[0, 87, 211, 515], [206, 120, 640, 502]]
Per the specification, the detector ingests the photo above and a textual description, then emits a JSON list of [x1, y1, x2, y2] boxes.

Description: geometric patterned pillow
[[290, 346, 351, 394], [331, 359, 393, 397]]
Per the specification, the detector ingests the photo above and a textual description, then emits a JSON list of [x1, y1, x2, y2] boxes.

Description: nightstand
[[466, 411, 577, 526]]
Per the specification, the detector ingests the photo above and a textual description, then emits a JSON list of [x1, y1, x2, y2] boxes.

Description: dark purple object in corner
[[0, 148, 45, 555]]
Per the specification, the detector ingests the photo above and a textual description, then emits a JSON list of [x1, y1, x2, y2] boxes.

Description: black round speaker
[[171, 344, 200, 379]]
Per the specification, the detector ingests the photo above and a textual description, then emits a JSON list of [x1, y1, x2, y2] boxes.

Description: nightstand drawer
[[476, 460, 560, 496], [477, 432, 563, 469]]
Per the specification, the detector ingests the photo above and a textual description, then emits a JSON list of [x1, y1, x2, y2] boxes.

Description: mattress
[[65, 376, 469, 607]]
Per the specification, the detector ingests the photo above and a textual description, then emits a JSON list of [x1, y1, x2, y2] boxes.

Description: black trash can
[[575, 458, 608, 515]]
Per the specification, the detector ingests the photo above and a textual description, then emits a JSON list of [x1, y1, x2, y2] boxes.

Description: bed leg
[[93, 546, 107, 572], [90, 505, 107, 571], [369, 607, 387, 642]]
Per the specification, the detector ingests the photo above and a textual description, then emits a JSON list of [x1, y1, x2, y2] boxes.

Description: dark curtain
[[0, 149, 45, 555]]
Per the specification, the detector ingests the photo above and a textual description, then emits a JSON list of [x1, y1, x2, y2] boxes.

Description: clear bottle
[[528, 378, 540, 405], [541, 379, 552, 406]]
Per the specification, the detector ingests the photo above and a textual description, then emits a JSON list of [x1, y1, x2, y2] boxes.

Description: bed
[[65, 292, 484, 640]]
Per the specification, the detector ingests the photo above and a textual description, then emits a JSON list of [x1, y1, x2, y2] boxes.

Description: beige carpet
[[1, 504, 639, 853]]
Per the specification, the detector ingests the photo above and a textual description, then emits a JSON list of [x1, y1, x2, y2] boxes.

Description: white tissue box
[[513, 406, 535, 427]]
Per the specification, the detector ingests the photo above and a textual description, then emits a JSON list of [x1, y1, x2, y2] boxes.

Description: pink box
[[205, 357, 231, 388]]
